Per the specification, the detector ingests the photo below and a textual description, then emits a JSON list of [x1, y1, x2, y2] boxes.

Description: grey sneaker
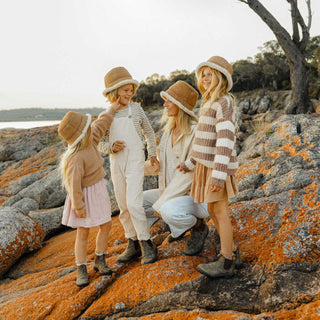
[[197, 254, 235, 278], [94, 253, 112, 275], [183, 219, 209, 256], [139, 240, 158, 265], [76, 264, 89, 287], [117, 239, 141, 263]]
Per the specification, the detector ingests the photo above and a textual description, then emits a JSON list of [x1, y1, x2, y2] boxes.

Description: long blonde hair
[[160, 107, 197, 135], [197, 67, 235, 106], [59, 126, 92, 192]]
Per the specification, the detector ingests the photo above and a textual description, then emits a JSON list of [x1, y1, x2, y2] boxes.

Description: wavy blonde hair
[[197, 66, 235, 107], [160, 106, 197, 135], [59, 126, 92, 192]]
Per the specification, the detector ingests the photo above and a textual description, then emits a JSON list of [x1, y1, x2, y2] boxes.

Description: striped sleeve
[[183, 157, 197, 171], [98, 130, 114, 154], [211, 99, 236, 187]]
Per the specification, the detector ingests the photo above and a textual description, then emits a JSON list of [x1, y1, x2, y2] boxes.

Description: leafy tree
[[254, 41, 290, 91], [239, 0, 313, 114], [233, 59, 262, 91]]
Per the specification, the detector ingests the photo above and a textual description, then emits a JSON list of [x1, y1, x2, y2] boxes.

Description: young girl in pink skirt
[[179, 56, 240, 278], [58, 102, 120, 287]]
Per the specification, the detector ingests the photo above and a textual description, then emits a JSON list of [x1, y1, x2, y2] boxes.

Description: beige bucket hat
[[160, 80, 199, 118], [102, 66, 139, 97], [195, 56, 233, 91], [58, 111, 92, 148]]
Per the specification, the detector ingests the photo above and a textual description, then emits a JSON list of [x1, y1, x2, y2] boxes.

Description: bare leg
[[207, 199, 233, 258], [75, 227, 90, 264], [96, 221, 112, 253], [210, 208, 237, 252]]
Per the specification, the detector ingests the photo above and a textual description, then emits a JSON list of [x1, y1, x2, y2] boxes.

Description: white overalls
[[109, 105, 150, 240]]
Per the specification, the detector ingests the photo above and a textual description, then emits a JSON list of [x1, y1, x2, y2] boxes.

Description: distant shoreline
[[0, 107, 105, 122], [0, 121, 61, 130]]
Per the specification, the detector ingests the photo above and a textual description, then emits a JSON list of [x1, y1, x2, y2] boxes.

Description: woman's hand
[[210, 185, 222, 193], [112, 140, 126, 153], [177, 163, 191, 174], [150, 156, 160, 173]]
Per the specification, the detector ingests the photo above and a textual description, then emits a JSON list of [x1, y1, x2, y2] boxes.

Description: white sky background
[[0, 0, 319, 110]]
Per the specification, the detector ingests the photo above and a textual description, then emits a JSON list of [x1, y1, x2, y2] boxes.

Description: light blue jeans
[[143, 189, 209, 238]]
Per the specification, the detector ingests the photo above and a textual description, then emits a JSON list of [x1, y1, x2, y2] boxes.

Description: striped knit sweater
[[184, 95, 238, 187], [98, 102, 157, 158]]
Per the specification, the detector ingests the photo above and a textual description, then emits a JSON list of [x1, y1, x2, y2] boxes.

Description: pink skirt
[[62, 179, 112, 228]]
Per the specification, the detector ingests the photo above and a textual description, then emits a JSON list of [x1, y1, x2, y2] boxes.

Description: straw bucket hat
[[58, 111, 92, 148], [160, 80, 198, 118], [102, 66, 139, 97], [195, 56, 233, 91]]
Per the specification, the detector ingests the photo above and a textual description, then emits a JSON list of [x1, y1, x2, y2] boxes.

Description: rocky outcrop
[[0, 109, 319, 319], [0, 207, 45, 277], [28, 206, 67, 239]]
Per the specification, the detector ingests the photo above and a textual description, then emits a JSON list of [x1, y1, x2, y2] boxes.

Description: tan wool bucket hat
[[103, 66, 139, 97], [160, 80, 199, 118], [58, 111, 92, 148], [195, 56, 233, 91]]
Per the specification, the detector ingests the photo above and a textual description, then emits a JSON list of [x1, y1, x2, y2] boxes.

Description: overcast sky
[[0, 0, 319, 110]]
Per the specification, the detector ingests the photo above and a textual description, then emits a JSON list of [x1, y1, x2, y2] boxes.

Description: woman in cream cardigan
[[143, 80, 209, 256]]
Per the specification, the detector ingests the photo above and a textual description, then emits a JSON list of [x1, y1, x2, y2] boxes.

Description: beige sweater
[[146, 125, 197, 212], [66, 112, 113, 215]]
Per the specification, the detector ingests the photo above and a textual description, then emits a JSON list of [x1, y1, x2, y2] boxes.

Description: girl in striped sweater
[[179, 56, 240, 278]]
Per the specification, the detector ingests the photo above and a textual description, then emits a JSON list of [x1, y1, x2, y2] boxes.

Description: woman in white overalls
[[99, 66, 159, 265]]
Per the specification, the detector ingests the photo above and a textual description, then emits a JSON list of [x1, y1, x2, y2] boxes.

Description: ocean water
[[0, 121, 60, 129]]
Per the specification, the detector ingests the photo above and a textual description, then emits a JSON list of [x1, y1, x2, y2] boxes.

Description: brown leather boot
[[117, 239, 141, 263], [197, 254, 235, 278], [94, 253, 112, 275], [183, 218, 209, 256], [139, 240, 158, 265], [76, 264, 89, 287]]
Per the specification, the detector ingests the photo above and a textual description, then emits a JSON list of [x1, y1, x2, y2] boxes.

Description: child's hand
[[110, 97, 122, 113], [177, 163, 190, 174], [150, 157, 160, 173], [76, 208, 86, 218], [210, 185, 222, 193], [112, 140, 126, 153]]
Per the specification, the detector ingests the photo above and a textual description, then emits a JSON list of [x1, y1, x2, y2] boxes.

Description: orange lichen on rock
[[263, 298, 320, 320], [236, 158, 261, 180], [268, 150, 280, 159], [275, 123, 291, 139], [81, 254, 204, 319], [281, 142, 310, 161], [0, 145, 59, 191], [231, 201, 277, 265], [0, 217, 124, 320], [118, 310, 255, 320]]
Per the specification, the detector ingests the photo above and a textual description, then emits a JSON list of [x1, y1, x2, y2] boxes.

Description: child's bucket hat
[[195, 56, 233, 91], [58, 111, 92, 148], [103, 66, 139, 97]]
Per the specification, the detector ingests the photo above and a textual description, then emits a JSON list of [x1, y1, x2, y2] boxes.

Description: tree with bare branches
[[239, 0, 313, 114]]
